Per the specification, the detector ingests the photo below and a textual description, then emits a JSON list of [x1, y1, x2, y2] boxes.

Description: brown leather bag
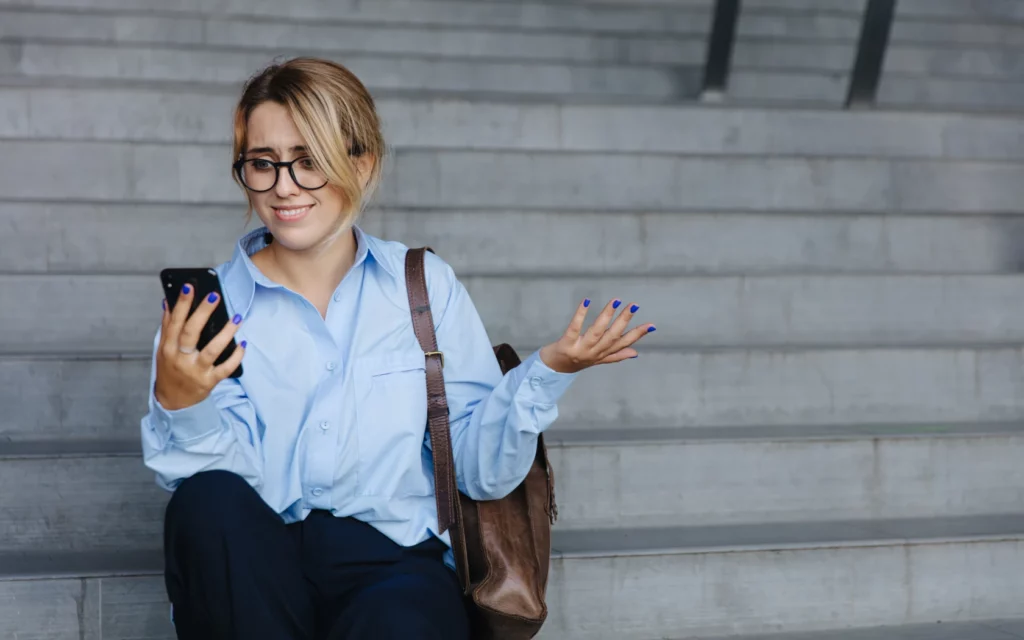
[[405, 247, 558, 640]]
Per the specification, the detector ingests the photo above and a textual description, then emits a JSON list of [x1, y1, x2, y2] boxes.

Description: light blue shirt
[[140, 226, 577, 567]]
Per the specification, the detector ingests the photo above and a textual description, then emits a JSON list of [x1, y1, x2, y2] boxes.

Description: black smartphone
[[160, 267, 243, 379]]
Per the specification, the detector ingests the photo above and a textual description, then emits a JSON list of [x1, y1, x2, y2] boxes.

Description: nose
[[274, 165, 301, 198]]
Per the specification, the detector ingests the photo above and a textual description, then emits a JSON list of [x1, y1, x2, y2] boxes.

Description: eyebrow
[[245, 145, 308, 155]]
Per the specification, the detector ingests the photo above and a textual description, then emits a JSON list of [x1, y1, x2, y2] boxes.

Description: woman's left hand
[[539, 298, 655, 374]]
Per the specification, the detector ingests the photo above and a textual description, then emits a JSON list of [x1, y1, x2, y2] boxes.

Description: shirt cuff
[[151, 395, 224, 444], [518, 350, 578, 405]]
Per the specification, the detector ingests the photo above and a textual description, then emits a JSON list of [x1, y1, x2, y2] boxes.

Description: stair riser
[[4, 432, 1023, 555], [5, 537, 1024, 640], [553, 434, 1024, 529], [541, 539, 1024, 639], [9, 274, 1024, 351], [8, 88, 1024, 161], [1, 10, 704, 65], [0, 457, 167, 553], [6, 204, 1024, 276], [0, 0, 712, 34], [5, 348, 1024, 441], [2, 43, 690, 99], [4, 143, 1024, 212]]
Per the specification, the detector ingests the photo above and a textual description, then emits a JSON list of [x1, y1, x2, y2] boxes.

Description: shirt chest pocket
[[352, 353, 433, 498]]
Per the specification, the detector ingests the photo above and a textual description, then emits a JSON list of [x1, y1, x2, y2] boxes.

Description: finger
[[594, 347, 640, 365], [595, 302, 640, 353], [160, 298, 170, 336], [211, 339, 246, 381], [583, 298, 622, 343], [164, 284, 195, 350], [179, 290, 221, 352], [564, 298, 591, 341], [605, 323, 657, 355], [198, 312, 243, 368]]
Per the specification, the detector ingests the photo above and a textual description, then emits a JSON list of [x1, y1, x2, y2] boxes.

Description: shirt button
[[319, 421, 330, 431], [312, 488, 323, 497], [530, 376, 543, 389], [325, 361, 336, 372], [333, 292, 342, 302]]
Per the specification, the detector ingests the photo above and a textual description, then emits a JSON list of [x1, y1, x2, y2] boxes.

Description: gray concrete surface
[[11, 88, 1024, 160], [7, 347, 1024, 442], [12, 273, 1024, 351], [7, 141, 1024, 212]]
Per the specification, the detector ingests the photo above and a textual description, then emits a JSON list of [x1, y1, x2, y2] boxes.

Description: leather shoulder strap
[[404, 247, 458, 532]]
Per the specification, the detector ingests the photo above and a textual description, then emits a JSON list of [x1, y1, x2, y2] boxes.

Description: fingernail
[[232, 314, 242, 325], [207, 292, 219, 303], [162, 300, 166, 311], [182, 284, 191, 294], [612, 300, 621, 309], [630, 304, 639, 313], [240, 340, 247, 348], [583, 299, 590, 308], [648, 326, 657, 333], [631, 355, 639, 359]]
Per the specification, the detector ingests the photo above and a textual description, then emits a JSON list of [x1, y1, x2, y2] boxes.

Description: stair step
[[550, 423, 1024, 529], [4, 517, 1024, 639], [8, 88, 1024, 161], [0, 41, 698, 101], [4, 423, 1023, 553], [879, 75, 1024, 113], [4, 142, 1024, 212], [0, 0, 714, 35], [0, 448, 166, 553], [6, 347, 1024, 442], [703, 619, 1024, 640], [0, 8, 706, 66], [542, 515, 1024, 638], [5, 204, 1024, 277], [8, 273, 1024, 352]]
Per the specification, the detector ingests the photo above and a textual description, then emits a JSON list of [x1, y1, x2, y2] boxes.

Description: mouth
[[272, 204, 313, 222]]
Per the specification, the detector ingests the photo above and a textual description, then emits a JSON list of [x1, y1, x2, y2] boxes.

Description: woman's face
[[243, 101, 366, 253]]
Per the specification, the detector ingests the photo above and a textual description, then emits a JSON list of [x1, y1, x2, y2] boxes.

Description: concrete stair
[[723, 0, 1024, 110], [5, 0, 1024, 638]]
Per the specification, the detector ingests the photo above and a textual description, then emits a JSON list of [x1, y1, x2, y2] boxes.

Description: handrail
[[701, 0, 741, 98], [845, 0, 897, 108]]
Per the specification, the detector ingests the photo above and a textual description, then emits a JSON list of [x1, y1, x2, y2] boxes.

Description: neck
[[263, 224, 358, 296]]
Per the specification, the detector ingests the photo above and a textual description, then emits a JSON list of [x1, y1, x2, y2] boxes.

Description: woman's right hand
[[154, 284, 246, 411]]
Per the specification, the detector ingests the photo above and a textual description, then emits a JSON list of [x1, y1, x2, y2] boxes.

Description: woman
[[141, 57, 654, 640]]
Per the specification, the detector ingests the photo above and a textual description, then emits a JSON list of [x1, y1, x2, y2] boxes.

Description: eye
[[298, 157, 317, 170], [251, 159, 273, 171]]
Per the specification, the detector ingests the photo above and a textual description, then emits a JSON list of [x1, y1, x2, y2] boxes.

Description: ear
[[355, 153, 376, 188]]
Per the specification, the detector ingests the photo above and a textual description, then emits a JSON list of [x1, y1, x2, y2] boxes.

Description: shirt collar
[[221, 224, 397, 317]]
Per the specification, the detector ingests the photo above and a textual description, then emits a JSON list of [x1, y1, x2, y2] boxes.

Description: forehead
[[246, 102, 305, 147]]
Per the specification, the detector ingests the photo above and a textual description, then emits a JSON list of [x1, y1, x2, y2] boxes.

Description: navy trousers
[[163, 470, 471, 640]]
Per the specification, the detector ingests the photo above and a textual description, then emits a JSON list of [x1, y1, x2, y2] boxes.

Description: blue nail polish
[[232, 314, 242, 325], [207, 292, 218, 303], [240, 340, 247, 348], [631, 355, 639, 359], [162, 299, 166, 311], [648, 326, 656, 333], [630, 304, 639, 313], [612, 300, 621, 309], [181, 284, 191, 294], [583, 299, 590, 308]]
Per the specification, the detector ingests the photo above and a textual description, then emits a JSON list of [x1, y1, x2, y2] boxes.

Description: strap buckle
[[424, 350, 444, 368]]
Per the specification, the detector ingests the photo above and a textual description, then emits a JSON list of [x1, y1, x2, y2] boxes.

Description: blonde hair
[[232, 57, 386, 222]]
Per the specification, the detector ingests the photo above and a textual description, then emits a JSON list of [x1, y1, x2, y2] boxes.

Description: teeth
[[277, 206, 309, 218]]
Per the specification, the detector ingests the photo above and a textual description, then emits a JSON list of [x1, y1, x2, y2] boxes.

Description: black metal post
[[845, 0, 897, 108], [702, 0, 741, 95]]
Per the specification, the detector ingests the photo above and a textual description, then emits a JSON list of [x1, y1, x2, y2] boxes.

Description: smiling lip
[[272, 204, 312, 222]]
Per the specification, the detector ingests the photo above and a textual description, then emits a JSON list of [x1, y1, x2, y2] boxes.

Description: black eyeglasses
[[233, 156, 328, 193]]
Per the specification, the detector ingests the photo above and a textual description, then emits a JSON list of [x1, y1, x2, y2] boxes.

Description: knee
[[166, 470, 259, 533]]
